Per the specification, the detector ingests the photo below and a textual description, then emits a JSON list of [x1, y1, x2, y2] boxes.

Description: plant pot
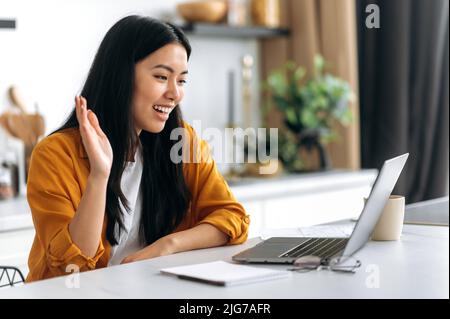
[[299, 131, 331, 171], [243, 159, 284, 177]]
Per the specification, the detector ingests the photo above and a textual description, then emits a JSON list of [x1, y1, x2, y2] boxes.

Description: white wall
[[0, 0, 260, 142]]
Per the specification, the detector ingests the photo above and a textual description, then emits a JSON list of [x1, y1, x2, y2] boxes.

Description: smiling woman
[[133, 45, 189, 133], [25, 15, 250, 282]]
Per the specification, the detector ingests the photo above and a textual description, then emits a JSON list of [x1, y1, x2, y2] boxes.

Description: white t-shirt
[[108, 147, 145, 266]]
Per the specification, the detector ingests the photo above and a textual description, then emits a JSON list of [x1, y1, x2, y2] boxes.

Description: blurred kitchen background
[[0, 0, 448, 278]]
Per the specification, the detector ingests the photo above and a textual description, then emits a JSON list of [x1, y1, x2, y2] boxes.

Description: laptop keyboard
[[280, 238, 348, 259]]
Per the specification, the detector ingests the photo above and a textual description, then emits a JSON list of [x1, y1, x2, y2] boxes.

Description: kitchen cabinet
[[0, 228, 34, 278], [229, 170, 378, 238], [0, 196, 33, 278]]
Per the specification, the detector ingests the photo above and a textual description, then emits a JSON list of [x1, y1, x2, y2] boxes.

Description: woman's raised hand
[[75, 96, 113, 179]]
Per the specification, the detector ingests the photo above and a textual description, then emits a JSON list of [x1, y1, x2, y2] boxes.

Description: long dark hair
[[55, 15, 192, 246]]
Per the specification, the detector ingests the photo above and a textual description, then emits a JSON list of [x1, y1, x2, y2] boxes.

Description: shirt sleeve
[[183, 124, 250, 245], [27, 140, 105, 277]]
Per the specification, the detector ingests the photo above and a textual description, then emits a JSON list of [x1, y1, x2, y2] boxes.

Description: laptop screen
[[342, 153, 409, 258]]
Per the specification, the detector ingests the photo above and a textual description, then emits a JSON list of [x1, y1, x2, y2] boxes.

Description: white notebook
[[160, 261, 291, 287]]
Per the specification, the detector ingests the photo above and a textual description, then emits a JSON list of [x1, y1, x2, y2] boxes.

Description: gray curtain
[[357, 0, 449, 203]]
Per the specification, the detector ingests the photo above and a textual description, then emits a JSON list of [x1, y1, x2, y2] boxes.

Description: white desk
[[0, 223, 448, 299]]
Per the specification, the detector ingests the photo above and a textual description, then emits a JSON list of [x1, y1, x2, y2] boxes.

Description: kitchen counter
[[0, 196, 33, 232], [0, 169, 378, 233], [228, 169, 377, 202]]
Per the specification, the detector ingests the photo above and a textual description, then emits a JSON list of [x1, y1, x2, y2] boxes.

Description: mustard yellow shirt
[[26, 124, 249, 282]]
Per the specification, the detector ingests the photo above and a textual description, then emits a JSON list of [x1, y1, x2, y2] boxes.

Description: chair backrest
[[0, 266, 25, 288]]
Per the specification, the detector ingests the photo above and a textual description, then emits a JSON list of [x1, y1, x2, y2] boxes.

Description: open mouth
[[152, 105, 173, 114]]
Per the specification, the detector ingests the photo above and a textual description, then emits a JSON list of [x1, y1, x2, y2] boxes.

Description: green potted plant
[[263, 55, 354, 172]]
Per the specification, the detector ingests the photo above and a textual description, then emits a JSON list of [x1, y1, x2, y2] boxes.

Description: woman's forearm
[[167, 223, 229, 254], [121, 222, 229, 264], [69, 174, 108, 258]]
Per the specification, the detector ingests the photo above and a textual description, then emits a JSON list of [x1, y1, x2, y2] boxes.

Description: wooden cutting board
[[0, 112, 45, 147]]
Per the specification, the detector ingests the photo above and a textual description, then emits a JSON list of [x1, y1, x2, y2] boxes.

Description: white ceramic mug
[[370, 195, 405, 241]]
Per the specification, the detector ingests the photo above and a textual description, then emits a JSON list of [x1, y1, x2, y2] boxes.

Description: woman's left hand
[[120, 236, 176, 264]]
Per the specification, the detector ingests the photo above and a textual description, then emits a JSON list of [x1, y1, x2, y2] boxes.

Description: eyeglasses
[[288, 255, 361, 274]]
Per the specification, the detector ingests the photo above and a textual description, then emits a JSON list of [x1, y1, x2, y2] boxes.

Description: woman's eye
[[178, 79, 187, 85], [154, 75, 168, 81]]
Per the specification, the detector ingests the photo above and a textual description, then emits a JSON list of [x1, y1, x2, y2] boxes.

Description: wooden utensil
[[8, 86, 27, 113], [30, 113, 45, 144], [0, 112, 32, 145], [0, 112, 44, 147], [2, 86, 45, 147]]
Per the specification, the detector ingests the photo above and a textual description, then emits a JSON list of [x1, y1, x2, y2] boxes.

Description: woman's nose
[[166, 80, 181, 101]]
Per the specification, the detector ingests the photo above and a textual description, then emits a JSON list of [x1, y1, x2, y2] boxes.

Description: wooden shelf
[[0, 19, 16, 29], [177, 23, 290, 39]]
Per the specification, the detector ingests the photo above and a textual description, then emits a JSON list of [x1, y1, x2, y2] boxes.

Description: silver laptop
[[232, 153, 409, 264]]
